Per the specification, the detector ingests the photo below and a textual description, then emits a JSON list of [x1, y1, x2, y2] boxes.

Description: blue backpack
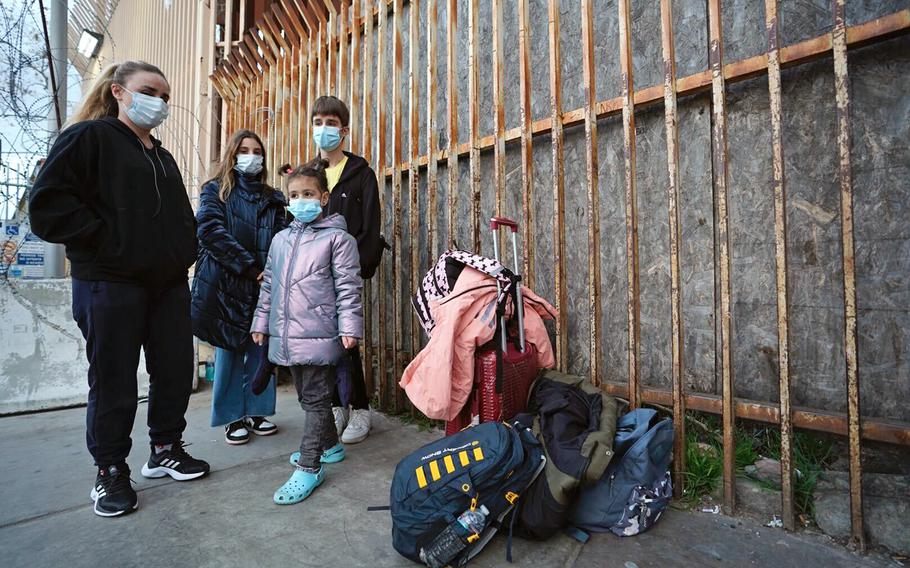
[[570, 408, 674, 537], [390, 421, 546, 566]]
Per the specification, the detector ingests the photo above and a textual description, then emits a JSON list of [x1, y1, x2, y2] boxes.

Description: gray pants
[[290, 365, 338, 470]]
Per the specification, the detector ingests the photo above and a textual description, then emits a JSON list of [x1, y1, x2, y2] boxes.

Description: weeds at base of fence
[[371, 396, 442, 432], [680, 411, 834, 520]]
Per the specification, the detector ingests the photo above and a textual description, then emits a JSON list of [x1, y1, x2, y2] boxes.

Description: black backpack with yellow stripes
[[390, 421, 546, 566]]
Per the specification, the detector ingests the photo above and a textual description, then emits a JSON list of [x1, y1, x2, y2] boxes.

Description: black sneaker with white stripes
[[90, 463, 138, 517], [140, 441, 210, 481]]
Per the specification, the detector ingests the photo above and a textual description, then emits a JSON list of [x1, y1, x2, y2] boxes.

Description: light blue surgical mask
[[120, 86, 169, 130], [234, 154, 263, 176], [288, 198, 323, 223], [312, 125, 342, 151]]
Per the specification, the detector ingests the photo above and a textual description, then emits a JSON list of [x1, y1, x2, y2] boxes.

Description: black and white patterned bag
[[412, 250, 516, 337]]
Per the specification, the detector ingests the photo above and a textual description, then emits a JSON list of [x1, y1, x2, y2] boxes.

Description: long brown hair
[[207, 129, 269, 201], [67, 61, 167, 126]]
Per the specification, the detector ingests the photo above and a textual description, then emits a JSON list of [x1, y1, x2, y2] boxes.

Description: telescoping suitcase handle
[[490, 217, 519, 233], [489, 217, 526, 353]]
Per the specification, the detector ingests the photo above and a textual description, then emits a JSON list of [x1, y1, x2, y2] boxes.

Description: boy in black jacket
[[311, 96, 382, 444]]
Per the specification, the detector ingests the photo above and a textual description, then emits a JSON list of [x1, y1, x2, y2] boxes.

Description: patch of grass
[[681, 429, 722, 505], [757, 429, 834, 518], [735, 427, 759, 472]]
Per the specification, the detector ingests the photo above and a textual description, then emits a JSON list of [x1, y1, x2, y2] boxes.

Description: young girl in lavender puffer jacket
[[250, 159, 363, 505]]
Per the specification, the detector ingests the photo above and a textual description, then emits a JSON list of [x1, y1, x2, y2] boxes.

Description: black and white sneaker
[[90, 463, 138, 517], [225, 420, 250, 445], [140, 441, 210, 481], [244, 416, 279, 436]]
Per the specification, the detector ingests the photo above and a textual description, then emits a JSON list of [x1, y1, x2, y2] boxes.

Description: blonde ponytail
[[67, 60, 168, 127]]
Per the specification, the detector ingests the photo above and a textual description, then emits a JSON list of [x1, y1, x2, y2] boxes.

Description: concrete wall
[[363, 0, 909, 422], [0, 280, 150, 415]]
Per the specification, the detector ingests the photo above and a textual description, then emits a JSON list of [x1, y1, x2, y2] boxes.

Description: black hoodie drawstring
[[135, 138, 163, 217]]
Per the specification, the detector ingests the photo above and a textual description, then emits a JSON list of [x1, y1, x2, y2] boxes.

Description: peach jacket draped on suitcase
[[400, 266, 557, 421]]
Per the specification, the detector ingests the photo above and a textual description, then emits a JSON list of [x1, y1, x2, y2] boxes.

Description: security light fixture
[[77, 29, 103, 59]]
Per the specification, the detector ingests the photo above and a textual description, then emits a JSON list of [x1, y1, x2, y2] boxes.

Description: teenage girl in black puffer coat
[[191, 129, 288, 445]]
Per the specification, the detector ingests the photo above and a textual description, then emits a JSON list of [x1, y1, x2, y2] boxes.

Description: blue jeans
[[210, 341, 276, 427]]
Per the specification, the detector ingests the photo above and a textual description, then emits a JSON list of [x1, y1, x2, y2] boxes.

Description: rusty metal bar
[[392, 0, 404, 410], [339, 1, 350, 106], [446, 0, 458, 249], [833, 0, 865, 550], [350, 0, 362, 154], [708, 0, 736, 515], [328, 9, 337, 94], [548, 0, 568, 372], [306, 30, 317, 161], [600, 383, 910, 446], [763, 0, 795, 532], [518, 0, 533, 289], [618, 0, 640, 405], [426, 0, 439, 261], [261, 14, 289, 169], [362, 0, 374, 165], [375, 0, 389, 408], [377, 10, 910, 178], [408, 0, 421, 360], [358, 0, 375, 398], [582, 0, 601, 386], [468, 0, 480, 253], [659, 0, 686, 500], [277, 2, 307, 163], [492, 0, 505, 217], [293, 31, 304, 165], [317, 20, 326, 96]]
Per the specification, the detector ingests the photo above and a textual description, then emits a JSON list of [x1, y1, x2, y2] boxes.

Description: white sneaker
[[341, 408, 372, 444], [333, 406, 350, 437]]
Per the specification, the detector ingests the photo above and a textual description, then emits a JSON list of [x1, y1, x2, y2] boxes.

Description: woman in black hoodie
[[29, 61, 210, 518]]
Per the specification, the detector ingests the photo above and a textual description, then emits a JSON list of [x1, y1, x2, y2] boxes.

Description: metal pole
[[43, 0, 67, 278], [510, 230, 526, 352], [491, 227, 506, 353]]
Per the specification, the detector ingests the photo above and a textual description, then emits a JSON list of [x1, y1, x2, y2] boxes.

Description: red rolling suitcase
[[445, 217, 539, 435]]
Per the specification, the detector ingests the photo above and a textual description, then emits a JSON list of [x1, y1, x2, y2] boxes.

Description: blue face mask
[[312, 125, 342, 151], [120, 87, 169, 130], [288, 198, 323, 223]]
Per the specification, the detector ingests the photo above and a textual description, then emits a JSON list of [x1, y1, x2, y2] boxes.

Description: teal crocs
[[289, 444, 346, 466], [273, 467, 324, 505]]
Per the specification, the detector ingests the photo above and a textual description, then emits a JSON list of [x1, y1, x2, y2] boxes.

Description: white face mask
[[235, 153, 264, 176], [120, 86, 169, 130]]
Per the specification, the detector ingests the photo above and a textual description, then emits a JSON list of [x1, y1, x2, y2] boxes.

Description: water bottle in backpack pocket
[[570, 408, 674, 537], [419, 506, 490, 568]]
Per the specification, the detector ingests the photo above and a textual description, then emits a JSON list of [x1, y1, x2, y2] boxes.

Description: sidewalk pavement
[[0, 385, 899, 568]]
